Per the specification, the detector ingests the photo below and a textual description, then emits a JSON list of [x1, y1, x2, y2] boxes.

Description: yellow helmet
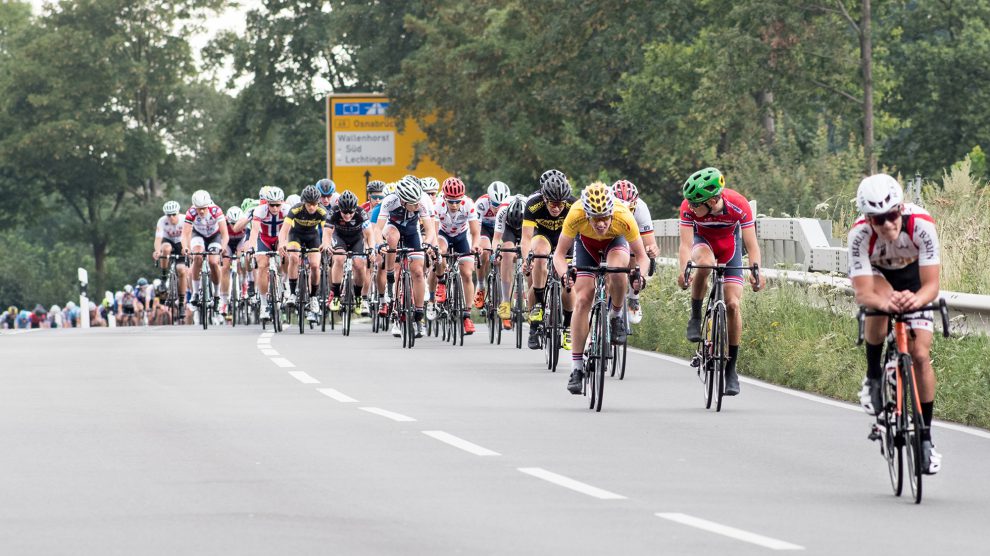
[[581, 182, 614, 217]]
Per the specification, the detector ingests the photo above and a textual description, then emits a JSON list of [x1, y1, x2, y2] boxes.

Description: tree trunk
[[92, 239, 108, 300], [860, 0, 876, 174], [754, 90, 776, 147]]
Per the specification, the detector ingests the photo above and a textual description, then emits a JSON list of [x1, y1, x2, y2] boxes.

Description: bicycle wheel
[[617, 341, 628, 380], [451, 277, 463, 346], [700, 308, 715, 409], [297, 272, 307, 335], [230, 273, 239, 327], [880, 358, 903, 497], [513, 277, 524, 349], [200, 271, 209, 330], [713, 303, 728, 412], [320, 267, 330, 333], [900, 353, 924, 504], [546, 280, 561, 372], [403, 270, 415, 348], [594, 303, 609, 412]]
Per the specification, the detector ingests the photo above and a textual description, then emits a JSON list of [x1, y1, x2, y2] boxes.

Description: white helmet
[[286, 194, 301, 206], [856, 174, 903, 215], [50, 305, 60, 313], [259, 185, 271, 200], [191, 190, 213, 208], [384, 182, 398, 196], [124, 284, 133, 294], [163, 200, 180, 215], [421, 177, 440, 194], [152, 279, 161, 288], [263, 186, 284, 203], [66, 301, 76, 310], [488, 181, 511, 205], [225, 206, 243, 222], [397, 175, 423, 203]]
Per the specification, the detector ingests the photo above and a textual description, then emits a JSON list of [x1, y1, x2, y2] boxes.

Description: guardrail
[[652, 217, 990, 333]]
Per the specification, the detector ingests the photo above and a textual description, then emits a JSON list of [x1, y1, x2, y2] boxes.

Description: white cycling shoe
[[391, 321, 401, 337]]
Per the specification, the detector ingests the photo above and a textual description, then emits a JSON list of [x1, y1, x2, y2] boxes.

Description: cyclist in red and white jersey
[[181, 190, 228, 310], [434, 177, 481, 335], [677, 168, 763, 397], [848, 173, 942, 474], [153, 200, 188, 308], [474, 181, 511, 309], [246, 186, 288, 320], [218, 206, 247, 316]]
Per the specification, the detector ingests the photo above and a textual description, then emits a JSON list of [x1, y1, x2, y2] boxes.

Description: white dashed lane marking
[[655, 513, 804, 551], [517, 467, 626, 500], [422, 431, 500, 456], [359, 407, 417, 422], [317, 388, 359, 403]]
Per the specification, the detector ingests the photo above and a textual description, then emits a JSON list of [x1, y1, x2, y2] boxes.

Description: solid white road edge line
[[422, 431, 500, 456], [359, 407, 416, 422], [317, 388, 358, 403], [628, 347, 990, 440], [655, 513, 804, 551], [517, 467, 626, 500], [288, 371, 319, 384], [270, 357, 295, 368]]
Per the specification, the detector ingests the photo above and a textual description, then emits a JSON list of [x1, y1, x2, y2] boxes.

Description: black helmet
[[301, 185, 320, 204], [506, 195, 526, 228], [367, 180, 386, 193], [338, 190, 359, 212], [539, 169, 570, 202]]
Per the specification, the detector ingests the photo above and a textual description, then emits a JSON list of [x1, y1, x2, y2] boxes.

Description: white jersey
[[435, 197, 479, 236], [493, 204, 517, 234], [155, 216, 184, 242], [631, 199, 654, 234], [184, 204, 225, 236], [474, 194, 501, 227], [377, 192, 437, 227], [847, 203, 939, 288]]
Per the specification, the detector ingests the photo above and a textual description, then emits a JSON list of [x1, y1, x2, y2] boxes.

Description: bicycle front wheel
[[880, 362, 903, 497], [200, 272, 209, 330], [594, 303, 609, 412], [900, 353, 924, 504], [713, 304, 728, 412]]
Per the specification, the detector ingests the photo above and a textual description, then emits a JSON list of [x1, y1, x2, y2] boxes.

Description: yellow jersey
[[561, 202, 641, 243]]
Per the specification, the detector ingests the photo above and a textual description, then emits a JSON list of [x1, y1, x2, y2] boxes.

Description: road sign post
[[78, 267, 90, 328]]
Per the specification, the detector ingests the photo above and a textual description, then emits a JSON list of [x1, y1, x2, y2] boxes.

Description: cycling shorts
[[333, 231, 366, 256], [693, 228, 743, 286], [574, 235, 629, 279], [190, 231, 223, 254], [288, 229, 321, 252], [385, 221, 424, 258], [480, 223, 496, 241]]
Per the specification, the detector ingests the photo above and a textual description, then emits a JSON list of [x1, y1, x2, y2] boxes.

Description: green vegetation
[[632, 267, 990, 429]]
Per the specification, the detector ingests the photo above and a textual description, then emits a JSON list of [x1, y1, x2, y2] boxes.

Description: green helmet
[[240, 197, 259, 212], [682, 167, 725, 203]]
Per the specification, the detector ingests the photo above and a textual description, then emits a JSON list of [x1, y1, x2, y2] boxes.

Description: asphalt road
[[2, 323, 988, 555]]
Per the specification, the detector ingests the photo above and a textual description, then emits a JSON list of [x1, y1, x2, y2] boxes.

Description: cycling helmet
[[124, 284, 133, 294], [367, 180, 386, 194], [487, 181, 511, 205], [50, 305, 60, 313], [856, 174, 904, 215], [162, 200, 180, 215], [397, 175, 423, 203], [137, 277, 148, 287], [338, 190, 359, 212], [315, 179, 336, 196], [301, 185, 321, 204], [421, 177, 440, 194], [611, 180, 639, 204], [506, 195, 526, 229], [225, 206, 244, 223], [263, 186, 285, 203], [581, 182, 615, 218], [152, 279, 161, 288], [540, 169, 571, 202], [682, 167, 724, 204], [384, 181, 398, 196], [259, 185, 271, 199], [442, 177, 466, 199], [66, 301, 76, 310], [286, 194, 301, 206], [240, 197, 256, 211], [191, 190, 213, 208]]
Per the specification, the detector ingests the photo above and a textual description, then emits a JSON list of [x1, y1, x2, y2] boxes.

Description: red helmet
[[611, 179, 639, 204], [442, 176, 466, 199]]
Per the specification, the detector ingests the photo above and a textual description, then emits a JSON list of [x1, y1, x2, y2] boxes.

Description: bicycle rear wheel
[[513, 279, 524, 349], [880, 361, 903, 497], [900, 353, 924, 504], [713, 304, 728, 412]]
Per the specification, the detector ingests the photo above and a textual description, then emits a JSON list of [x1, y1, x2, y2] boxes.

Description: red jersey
[[678, 188, 754, 241]]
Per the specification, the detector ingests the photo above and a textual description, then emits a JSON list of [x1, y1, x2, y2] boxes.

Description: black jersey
[[328, 207, 371, 240], [522, 193, 577, 241], [285, 203, 329, 232]]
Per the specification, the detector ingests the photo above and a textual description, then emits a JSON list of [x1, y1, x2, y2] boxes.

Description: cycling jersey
[[285, 203, 329, 231], [562, 202, 641, 243], [523, 193, 577, 244], [493, 204, 522, 243], [435, 197, 479, 236], [847, 203, 940, 292], [184, 205, 225, 236], [328, 206, 371, 241], [369, 203, 383, 225], [678, 188, 754, 240], [226, 221, 245, 241], [252, 204, 290, 244], [631, 198, 654, 235], [474, 194, 502, 227], [376, 192, 436, 227], [155, 216, 184, 242]]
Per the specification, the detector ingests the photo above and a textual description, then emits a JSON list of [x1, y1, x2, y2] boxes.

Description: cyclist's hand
[[182, 246, 190, 256], [750, 270, 764, 292], [645, 243, 659, 259], [277, 244, 287, 257], [677, 268, 690, 289], [153, 249, 161, 261], [564, 267, 577, 288]]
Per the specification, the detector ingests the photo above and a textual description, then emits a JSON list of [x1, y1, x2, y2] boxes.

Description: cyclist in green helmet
[[677, 167, 764, 396]]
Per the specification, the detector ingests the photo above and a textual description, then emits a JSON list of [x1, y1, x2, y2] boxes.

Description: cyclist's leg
[[307, 248, 321, 299], [566, 242, 597, 392], [206, 235, 223, 292], [686, 237, 716, 341], [529, 234, 551, 308], [332, 249, 345, 302], [220, 247, 233, 310], [434, 233, 449, 303], [906, 314, 937, 465], [189, 235, 206, 299], [286, 231, 303, 298], [453, 232, 475, 313], [604, 238, 631, 343], [477, 228, 493, 303], [404, 226, 427, 325], [720, 232, 745, 394]]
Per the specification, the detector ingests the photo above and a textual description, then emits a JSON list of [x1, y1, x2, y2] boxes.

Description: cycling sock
[[414, 308, 424, 322], [289, 279, 297, 294], [310, 284, 318, 297], [354, 285, 362, 300], [690, 298, 702, 320], [865, 342, 884, 380], [629, 290, 640, 300], [500, 280, 511, 302], [572, 352, 584, 370], [609, 304, 622, 319], [386, 271, 395, 289], [727, 345, 740, 373], [462, 309, 471, 318], [921, 401, 935, 432], [534, 287, 545, 306], [563, 310, 572, 328], [332, 283, 341, 297]]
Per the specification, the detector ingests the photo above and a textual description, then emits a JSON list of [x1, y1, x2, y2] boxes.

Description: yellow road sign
[[326, 93, 451, 202]]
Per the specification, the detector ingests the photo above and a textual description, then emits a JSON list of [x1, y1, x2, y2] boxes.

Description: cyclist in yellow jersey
[[278, 185, 332, 316], [553, 182, 650, 394]]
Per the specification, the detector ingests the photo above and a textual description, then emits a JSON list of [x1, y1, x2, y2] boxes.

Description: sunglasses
[[869, 210, 901, 226], [446, 198, 464, 205], [547, 201, 565, 209], [321, 195, 334, 200], [370, 195, 384, 200], [340, 210, 355, 216], [268, 203, 282, 208]]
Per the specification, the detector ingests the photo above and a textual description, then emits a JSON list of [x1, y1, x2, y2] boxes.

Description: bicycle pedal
[[868, 425, 882, 442], [689, 354, 701, 368]]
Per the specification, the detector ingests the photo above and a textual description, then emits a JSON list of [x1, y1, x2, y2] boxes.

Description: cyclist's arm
[[677, 224, 694, 271], [232, 215, 250, 233], [629, 237, 650, 277], [320, 225, 332, 251], [218, 218, 229, 250], [553, 234, 574, 278], [469, 219, 481, 251], [278, 219, 293, 250], [520, 224, 535, 261], [153, 232, 163, 258], [181, 222, 192, 253], [421, 215, 437, 246], [247, 217, 261, 249]]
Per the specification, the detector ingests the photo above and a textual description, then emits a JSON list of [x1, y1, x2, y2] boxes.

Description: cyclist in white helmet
[[153, 200, 188, 309], [474, 180, 511, 310]]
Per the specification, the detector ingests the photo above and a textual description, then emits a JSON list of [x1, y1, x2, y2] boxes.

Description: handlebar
[[857, 298, 951, 344], [683, 261, 760, 286]]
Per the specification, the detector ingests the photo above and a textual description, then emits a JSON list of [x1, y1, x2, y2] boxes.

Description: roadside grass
[[632, 267, 990, 429]]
